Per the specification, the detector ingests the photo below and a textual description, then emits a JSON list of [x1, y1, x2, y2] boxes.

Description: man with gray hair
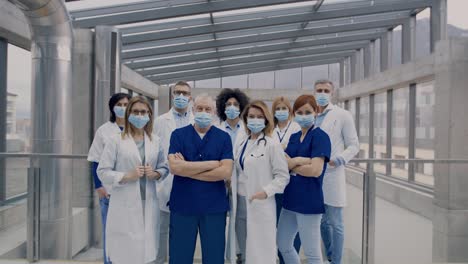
[[167, 94, 233, 263], [314, 79, 359, 264]]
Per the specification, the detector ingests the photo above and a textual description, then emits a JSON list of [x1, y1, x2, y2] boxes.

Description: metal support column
[[339, 60, 345, 88], [430, 0, 447, 53], [386, 89, 393, 176], [362, 94, 376, 264], [380, 30, 393, 72], [402, 15, 416, 64], [350, 53, 357, 83], [363, 41, 374, 78], [0, 38, 7, 203], [408, 83, 417, 182]]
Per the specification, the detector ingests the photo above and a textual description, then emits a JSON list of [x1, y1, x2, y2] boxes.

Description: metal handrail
[[350, 158, 468, 164], [0, 152, 88, 159]]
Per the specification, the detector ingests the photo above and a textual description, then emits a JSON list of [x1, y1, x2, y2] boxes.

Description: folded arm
[[168, 154, 220, 177], [291, 157, 325, 178], [190, 159, 233, 182]]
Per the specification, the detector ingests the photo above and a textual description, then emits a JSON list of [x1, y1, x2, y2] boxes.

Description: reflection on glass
[[415, 81, 435, 186], [373, 93, 387, 175], [392, 88, 409, 179]]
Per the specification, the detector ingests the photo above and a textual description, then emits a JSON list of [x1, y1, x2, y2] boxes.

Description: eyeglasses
[[316, 89, 331, 94], [173, 90, 191, 96], [131, 110, 149, 115]]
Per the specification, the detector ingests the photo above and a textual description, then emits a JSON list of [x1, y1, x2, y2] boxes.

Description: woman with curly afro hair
[[216, 88, 250, 145]]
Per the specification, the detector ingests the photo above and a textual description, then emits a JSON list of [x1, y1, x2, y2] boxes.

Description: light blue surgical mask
[[275, 110, 289, 122], [113, 106, 126, 118], [225, 106, 240, 120], [247, 118, 266, 134], [294, 114, 315, 128], [173, 94, 189, 109], [194, 112, 212, 128], [128, 114, 150, 129], [316, 92, 331, 107]]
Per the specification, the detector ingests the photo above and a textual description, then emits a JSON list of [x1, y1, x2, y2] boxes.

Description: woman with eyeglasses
[[277, 95, 331, 264], [98, 96, 169, 264], [229, 100, 290, 264]]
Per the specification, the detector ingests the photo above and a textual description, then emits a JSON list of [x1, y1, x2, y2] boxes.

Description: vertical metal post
[[339, 60, 345, 87], [380, 30, 393, 72], [386, 89, 393, 176], [350, 53, 357, 83], [362, 94, 376, 264], [363, 42, 374, 78], [430, 0, 447, 53], [27, 158, 40, 262], [0, 38, 7, 203], [402, 15, 417, 64], [344, 100, 350, 111], [408, 83, 417, 182]]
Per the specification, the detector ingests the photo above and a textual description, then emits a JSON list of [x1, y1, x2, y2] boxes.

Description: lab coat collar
[[318, 103, 335, 116]]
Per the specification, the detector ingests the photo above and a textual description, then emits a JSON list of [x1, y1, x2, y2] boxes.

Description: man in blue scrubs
[[168, 94, 233, 264]]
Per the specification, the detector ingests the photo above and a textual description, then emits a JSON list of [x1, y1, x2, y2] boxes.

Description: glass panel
[[275, 68, 301, 89], [248, 71, 274, 89], [416, 8, 431, 59], [344, 171, 364, 264], [392, 88, 409, 180], [328, 63, 340, 86], [358, 97, 369, 169], [222, 75, 248, 89], [415, 80, 435, 186], [392, 25, 402, 66], [302, 65, 328, 90], [194, 78, 221, 89], [374, 93, 387, 175]]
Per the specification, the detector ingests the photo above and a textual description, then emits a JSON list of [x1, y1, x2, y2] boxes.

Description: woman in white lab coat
[[271, 96, 302, 264], [98, 96, 168, 264], [229, 100, 290, 264]]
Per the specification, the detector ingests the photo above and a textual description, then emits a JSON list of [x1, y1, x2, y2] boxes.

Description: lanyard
[[276, 121, 292, 143], [239, 138, 250, 171]]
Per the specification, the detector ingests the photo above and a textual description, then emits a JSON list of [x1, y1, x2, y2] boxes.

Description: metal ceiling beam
[[155, 58, 340, 84], [138, 42, 365, 76], [122, 18, 406, 60], [149, 51, 352, 81], [121, 0, 430, 45], [72, 0, 315, 28], [126, 32, 383, 69]]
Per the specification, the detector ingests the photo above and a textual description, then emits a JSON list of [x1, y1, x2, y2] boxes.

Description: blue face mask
[[247, 118, 266, 134], [316, 92, 331, 107], [225, 106, 240, 120], [275, 110, 289, 122], [194, 112, 212, 128], [294, 114, 315, 129], [113, 106, 126, 118], [173, 94, 189, 109], [128, 114, 150, 129]]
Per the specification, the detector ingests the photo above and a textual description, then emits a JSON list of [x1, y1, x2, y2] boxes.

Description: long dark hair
[[109, 93, 131, 122]]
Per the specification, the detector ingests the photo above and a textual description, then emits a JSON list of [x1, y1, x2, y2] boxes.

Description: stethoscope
[[238, 134, 267, 170]]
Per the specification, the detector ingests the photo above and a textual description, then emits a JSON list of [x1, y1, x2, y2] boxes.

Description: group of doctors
[[87, 79, 359, 264]]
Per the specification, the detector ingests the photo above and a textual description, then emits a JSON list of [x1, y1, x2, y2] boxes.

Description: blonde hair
[[122, 96, 154, 140], [271, 96, 293, 125], [241, 100, 274, 137]]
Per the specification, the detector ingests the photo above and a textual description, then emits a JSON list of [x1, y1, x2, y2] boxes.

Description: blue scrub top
[[168, 124, 233, 214], [283, 126, 331, 214]]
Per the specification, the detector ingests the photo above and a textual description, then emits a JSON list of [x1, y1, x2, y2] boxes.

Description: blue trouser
[[320, 205, 344, 264], [275, 194, 301, 264], [169, 211, 226, 264], [277, 209, 322, 264], [99, 197, 111, 264]]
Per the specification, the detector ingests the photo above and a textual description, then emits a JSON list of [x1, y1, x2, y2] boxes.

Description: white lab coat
[[153, 109, 194, 212], [228, 133, 290, 264], [317, 104, 359, 207], [273, 120, 301, 149], [97, 133, 167, 264], [87, 121, 121, 193]]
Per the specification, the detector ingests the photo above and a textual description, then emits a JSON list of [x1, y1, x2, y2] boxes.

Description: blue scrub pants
[[277, 209, 322, 264], [275, 194, 301, 264], [169, 211, 226, 264], [320, 205, 344, 264], [99, 197, 111, 264]]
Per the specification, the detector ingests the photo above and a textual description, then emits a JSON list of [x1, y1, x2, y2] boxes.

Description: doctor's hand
[[174, 152, 185, 161], [249, 191, 268, 202], [96, 187, 109, 199], [122, 166, 145, 183], [144, 165, 161, 180]]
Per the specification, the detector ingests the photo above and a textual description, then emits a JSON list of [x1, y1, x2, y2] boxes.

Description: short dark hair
[[172, 81, 191, 90], [109, 92, 131, 122], [216, 88, 250, 121]]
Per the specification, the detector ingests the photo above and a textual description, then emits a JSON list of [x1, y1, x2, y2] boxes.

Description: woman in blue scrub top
[[277, 94, 331, 264]]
